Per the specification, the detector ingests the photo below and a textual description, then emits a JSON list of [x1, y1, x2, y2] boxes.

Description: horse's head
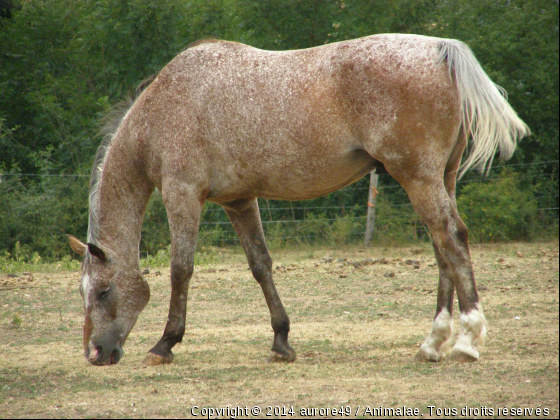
[[68, 235, 150, 365]]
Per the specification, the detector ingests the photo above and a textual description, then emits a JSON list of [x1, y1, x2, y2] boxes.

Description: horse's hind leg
[[143, 182, 203, 366], [393, 171, 487, 362], [415, 151, 464, 362], [415, 241, 455, 362], [224, 198, 296, 362]]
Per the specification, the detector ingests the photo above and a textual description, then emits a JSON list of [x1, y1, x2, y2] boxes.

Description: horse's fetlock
[[169, 327, 186, 344], [273, 318, 290, 334]]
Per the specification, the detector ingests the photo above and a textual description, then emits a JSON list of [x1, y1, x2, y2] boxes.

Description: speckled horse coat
[[68, 34, 528, 366]]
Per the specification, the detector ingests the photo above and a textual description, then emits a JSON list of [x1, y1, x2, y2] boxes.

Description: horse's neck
[[94, 145, 153, 261]]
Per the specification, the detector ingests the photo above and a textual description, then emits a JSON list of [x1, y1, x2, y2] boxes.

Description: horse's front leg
[[224, 198, 296, 362], [143, 183, 202, 366]]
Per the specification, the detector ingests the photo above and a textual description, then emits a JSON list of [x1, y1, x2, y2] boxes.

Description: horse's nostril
[[94, 345, 103, 359], [110, 349, 121, 364]]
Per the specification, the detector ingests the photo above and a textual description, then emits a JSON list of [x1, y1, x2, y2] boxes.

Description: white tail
[[437, 40, 530, 178]]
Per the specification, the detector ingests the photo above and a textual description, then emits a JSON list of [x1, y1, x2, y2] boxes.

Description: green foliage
[[141, 191, 169, 255], [142, 247, 170, 268], [326, 213, 363, 246], [457, 169, 538, 242], [142, 243, 221, 267], [10, 313, 22, 329], [0, 0, 557, 260], [0, 250, 80, 274], [373, 194, 423, 245], [0, 159, 89, 260]]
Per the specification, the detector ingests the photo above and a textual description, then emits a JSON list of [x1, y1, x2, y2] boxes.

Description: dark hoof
[[142, 351, 174, 366], [267, 347, 296, 363], [448, 349, 478, 363]]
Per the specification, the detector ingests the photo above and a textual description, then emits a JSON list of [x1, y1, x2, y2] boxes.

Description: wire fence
[[1, 160, 558, 248], [194, 161, 559, 245]]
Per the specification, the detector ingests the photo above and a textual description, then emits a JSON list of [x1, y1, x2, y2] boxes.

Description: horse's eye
[[98, 288, 111, 300]]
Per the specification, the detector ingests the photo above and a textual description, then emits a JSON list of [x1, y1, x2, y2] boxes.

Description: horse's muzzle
[[85, 342, 124, 366]]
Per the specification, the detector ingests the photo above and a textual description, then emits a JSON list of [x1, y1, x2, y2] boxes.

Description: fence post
[[265, 199, 273, 221], [364, 170, 379, 247]]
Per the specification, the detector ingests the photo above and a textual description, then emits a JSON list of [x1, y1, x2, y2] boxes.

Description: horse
[[68, 33, 528, 366]]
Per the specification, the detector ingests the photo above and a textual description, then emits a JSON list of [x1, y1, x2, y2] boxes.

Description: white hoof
[[415, 345, 441, 362], [450, 306, 488, 362], [416, 308, 453, 362]]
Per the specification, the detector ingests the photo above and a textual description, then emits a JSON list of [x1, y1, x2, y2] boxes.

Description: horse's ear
[[67, 234, 87, 257], [87, 243, 107, 261]]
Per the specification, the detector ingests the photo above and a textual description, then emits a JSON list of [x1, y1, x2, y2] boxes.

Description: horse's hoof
[[414, 348, 440, 363], [267, 348, 296, 363], [448, 349, 478, 363], [142, 351, 174, 366]]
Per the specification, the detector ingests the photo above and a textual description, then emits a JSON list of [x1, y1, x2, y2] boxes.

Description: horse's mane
[[87, 74, 157, 244], [87, 39, 229, 243]]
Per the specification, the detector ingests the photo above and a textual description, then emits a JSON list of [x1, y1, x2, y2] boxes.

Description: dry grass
[[1, 242, 558, 418]]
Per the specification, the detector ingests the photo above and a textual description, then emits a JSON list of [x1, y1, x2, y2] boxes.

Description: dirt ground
[[0, 241, 558, 418]]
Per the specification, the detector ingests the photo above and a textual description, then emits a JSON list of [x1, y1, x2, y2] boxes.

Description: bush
[[261, 211, 364, 248], [457, 169, 538, 242], [141, 191, 170, 256], [372, 194, 424, 244], [0, 172, 89, 261]]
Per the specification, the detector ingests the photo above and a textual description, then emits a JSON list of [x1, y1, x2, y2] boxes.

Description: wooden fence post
[[265, 199, 273, 221], [364, 170, 379, 247]]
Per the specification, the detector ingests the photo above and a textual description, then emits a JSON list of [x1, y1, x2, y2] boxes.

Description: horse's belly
[[260, 165, 374, 200], [208, 148, 377, 202]]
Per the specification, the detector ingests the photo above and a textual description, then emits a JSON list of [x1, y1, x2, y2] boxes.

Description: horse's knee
[[249, 252, 272, 283], [170, 262, 194, 286]]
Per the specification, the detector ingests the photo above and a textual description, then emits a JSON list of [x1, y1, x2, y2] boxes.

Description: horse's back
[[130, 34, 459, 200]]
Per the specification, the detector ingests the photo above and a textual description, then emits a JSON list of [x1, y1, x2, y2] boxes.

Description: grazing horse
[[68, 34, 528, 366]]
